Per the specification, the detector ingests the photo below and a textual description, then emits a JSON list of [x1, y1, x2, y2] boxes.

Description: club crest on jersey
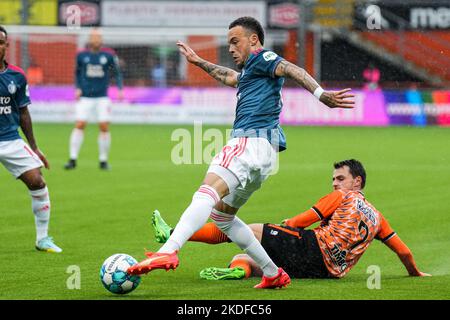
[[263, 51, 278, 62], [100, 55, 108, 65], [8, 81, 16, 94]]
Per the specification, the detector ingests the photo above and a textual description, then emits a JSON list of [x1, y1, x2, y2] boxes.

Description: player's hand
[[177, 41, 201, 64], [33, 148, 50, 170], [320, 88, 355, 109], [281, 218, 291, 226], [75, 89, 82, 100]]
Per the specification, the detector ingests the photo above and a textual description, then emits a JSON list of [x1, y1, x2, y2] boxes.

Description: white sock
[[30, 187, 51, 243], [69, 128, 84, 160], [159, 185, 220, 253], [98, 131, 111, 162], [211, 210, 279, 277]]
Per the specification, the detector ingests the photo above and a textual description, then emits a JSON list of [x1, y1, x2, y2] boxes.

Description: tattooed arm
[[177, 41, 239, 87], [275, 60, 355, 109]]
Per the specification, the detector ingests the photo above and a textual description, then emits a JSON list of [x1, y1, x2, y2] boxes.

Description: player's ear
[[355, 176, 363, 189], [250, 33, 259, 46]]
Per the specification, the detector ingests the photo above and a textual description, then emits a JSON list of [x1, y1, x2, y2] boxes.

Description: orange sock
[[189, 222, 230, 244], [230, 259, 252, 278]]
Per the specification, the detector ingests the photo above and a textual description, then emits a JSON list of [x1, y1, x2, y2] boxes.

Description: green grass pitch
[[1, 124, 449, 300]]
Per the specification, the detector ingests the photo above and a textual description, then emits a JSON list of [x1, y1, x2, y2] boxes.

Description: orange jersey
[[309, 190, 395, 278]]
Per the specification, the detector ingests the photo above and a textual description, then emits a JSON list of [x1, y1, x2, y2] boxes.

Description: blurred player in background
[[153, 159, 430, 280], [0, 26, 62, 253], [128, 17, 354, 289], [64, 28, 123, 171]]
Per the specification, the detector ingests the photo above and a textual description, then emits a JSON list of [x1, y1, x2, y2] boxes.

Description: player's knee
[[75, 121, 87, 130], [27, 176, 46, 191], [99, 122, 109, 132], [214, 201, 238, 215], [20, 170, 46, 190]]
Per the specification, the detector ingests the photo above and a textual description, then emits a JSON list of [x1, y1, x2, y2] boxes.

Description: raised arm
[[177, 41, 239, 88], [283, 209, 320, 228], [383, 235, 431, 277], [275, 60, 355, 109]]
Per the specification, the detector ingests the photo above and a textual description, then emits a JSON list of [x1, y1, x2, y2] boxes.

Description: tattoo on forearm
[[278, 60, 320, 93], [195, 60, 236, 86]]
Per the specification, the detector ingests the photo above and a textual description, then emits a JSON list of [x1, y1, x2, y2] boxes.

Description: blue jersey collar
[[245, 48, 264, 66]]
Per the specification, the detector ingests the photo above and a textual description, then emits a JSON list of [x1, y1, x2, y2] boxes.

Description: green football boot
[[199, 267, 246, 280], [152, 210, 172, 243]]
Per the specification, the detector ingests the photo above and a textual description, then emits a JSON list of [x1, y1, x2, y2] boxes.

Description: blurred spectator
[[363, 62, 380, 91], [27, 60, 44, 85], [151, 63, 167, 87]]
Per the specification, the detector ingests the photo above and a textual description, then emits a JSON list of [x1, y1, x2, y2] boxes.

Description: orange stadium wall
[[185, 36, 219, 87], [6, 35, 77, 85]]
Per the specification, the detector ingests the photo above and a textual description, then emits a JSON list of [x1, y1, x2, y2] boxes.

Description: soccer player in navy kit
[[128, 17, 354, 288], [0, 26, 62, 253], [64, 29, 123, 170]]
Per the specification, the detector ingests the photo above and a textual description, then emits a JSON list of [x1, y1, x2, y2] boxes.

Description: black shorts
[[261, 224, 331, 279]]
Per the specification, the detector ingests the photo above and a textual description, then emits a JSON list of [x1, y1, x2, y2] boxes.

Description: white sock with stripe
[[30, 187, 51, 243], [211, 209, 279, 277], [158, 185, 220, 253], [69, 128, 84, 160], [98, 131, 111, 162]]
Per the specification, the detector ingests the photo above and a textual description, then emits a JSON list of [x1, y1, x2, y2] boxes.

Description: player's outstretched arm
[[384, 235, 431, 277], [282, 210, 319, 228], [177, 41, 239, 87], [275, 60, 355, 109], [19, 106, 49, 169]]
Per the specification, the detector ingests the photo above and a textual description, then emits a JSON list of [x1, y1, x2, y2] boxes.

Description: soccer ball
[[100, 253, 141, 294]]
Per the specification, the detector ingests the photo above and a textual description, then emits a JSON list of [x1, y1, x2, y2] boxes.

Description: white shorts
[[76, 97, 111, 123], [0, 139, 44, 178], [207, 137, 278, 208]]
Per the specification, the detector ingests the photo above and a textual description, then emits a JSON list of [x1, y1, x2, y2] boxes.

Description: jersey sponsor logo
[[8, 81, 17, 95], [0, 105, 12, 114], [328, 244, 348, 272], [86, 64, 105, 78], [270, 230, 279, 236], [0, 97, 11, 105], [263, 51, 278, 62], [356, 199, 378, 225]]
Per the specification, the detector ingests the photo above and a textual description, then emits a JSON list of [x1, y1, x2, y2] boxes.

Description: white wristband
[[313, 87, 324, 99]]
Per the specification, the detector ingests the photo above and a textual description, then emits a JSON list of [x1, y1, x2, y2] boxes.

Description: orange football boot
[[254, 267, 290, 289], [127, 251, 179, 275]]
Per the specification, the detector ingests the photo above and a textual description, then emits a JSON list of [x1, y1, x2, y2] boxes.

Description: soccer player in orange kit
[[152, 159, 430, 280]]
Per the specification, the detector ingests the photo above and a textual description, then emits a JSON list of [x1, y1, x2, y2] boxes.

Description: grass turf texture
[[1, 124, 449, 300]]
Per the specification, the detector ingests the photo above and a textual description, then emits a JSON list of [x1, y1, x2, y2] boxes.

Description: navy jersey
[[75, 48, 123, 97], [231, 49, 286, 151], [0, 63, 31, 141]]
